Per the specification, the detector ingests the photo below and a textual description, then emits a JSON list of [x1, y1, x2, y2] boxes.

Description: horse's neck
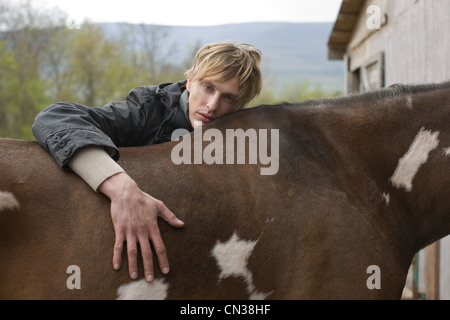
[[322, 87, 450, 251]]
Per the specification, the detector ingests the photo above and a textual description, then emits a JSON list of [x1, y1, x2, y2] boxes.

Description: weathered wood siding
[[345, 0, 450, 92], [343, 0, 450, 299]]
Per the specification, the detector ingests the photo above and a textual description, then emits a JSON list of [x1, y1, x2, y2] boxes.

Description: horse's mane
[[381, 81, 450, 97], [213, 81, 449, 129], [267, 81, 450, 110]]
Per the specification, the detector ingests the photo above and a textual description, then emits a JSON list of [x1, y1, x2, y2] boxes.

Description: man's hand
[[98, 172, 184, 282]]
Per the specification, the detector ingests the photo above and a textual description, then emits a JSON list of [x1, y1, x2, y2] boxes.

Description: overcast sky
[[33, 0, 342, 26]]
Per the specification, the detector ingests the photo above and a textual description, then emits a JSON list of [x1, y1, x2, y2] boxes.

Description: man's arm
[[32, 86, 160, 169], [32, 85, 185, 282], [68, 147, 184, 282], [68, 146, 125, 191]]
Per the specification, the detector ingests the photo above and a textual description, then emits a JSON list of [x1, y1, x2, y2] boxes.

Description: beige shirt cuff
[[68, 146, 125, 191]]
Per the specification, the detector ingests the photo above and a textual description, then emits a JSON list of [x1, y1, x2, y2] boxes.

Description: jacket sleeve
[[32, 86, 158, 169], [68, 146, 125, 191]]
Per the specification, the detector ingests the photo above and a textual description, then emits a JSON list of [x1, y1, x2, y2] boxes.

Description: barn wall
[[345, 0, 450, 299], [440, 237, 450, 299], [346, 0, 450, 89]]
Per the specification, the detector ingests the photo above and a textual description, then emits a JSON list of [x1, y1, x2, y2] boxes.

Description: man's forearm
[[32, 103, 120, 169], [68, 146, 125, 191]]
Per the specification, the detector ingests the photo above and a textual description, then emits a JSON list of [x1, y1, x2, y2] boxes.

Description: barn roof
[[327, 0, 365, 60]]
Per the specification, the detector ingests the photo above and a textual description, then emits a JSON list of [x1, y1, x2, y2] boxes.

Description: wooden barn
[[328, 0, 450, 299]]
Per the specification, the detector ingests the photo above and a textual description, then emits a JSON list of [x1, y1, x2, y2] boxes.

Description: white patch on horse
[[444, 147, 450, 157], [382, 193, 390, 206], [265, 217, 274, 223], [116, 278, 168, 300], [212, 231, 272, 300], [0, 191, 20, 212], [390, 127, 439, 192], [405, 95, 413, 109], [212, 232, 257, 286], [249, 290, 272, 300]]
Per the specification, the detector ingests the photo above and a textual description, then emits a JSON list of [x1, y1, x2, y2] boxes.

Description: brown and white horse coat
[[0, 82, 449, 299]]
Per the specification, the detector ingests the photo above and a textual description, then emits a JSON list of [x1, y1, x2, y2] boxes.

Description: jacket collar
[[180, 89, 189, 121]]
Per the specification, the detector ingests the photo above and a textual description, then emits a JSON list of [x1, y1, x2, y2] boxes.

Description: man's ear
[[186, 72, 193, 91]]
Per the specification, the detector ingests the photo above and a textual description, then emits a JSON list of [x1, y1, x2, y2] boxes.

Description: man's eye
[[204, 85, 213, 91]]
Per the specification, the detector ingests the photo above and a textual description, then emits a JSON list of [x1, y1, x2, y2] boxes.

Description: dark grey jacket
[[32, 81, 193, 169]]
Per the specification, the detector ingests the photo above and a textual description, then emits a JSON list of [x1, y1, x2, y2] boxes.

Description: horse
[[0, 81, 449, 299]]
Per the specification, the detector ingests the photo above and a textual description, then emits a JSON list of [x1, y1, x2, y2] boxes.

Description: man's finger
[[113, 233, 124, 271], [126, 235, 139, 280], [149, 230, 170, 275], [139, 237, 155, 282], [156, 200, 184, 228]]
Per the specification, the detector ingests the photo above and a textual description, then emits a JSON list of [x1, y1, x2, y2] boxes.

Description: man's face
[[187, 75, 240, 128]]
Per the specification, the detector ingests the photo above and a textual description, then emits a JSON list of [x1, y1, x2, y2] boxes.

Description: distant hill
[[99, 22, 344, 93]]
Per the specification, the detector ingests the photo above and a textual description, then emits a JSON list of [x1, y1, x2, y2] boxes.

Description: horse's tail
[[0, 191, 20, 212]]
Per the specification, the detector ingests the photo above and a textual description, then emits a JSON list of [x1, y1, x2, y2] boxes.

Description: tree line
[[0, 0, 340, 140]]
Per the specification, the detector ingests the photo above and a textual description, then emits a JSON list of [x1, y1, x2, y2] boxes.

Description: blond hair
[[186, 42, 262, 110]]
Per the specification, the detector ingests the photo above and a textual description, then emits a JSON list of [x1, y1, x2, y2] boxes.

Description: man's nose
[[207, 93, 220, 113]]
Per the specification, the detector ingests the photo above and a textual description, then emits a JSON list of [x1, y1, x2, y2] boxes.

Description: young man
[[32, 42, 263, 283]]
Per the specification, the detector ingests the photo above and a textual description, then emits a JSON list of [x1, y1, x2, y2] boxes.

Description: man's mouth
[[198, 112, 214, 123]]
